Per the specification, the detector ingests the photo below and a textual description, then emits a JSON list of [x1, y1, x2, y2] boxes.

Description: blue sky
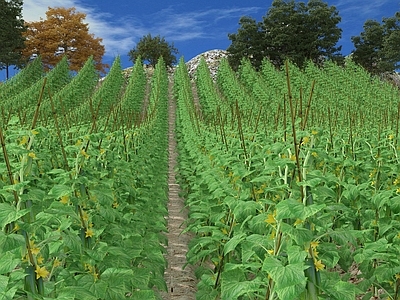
[[1, 0, 398, 80]]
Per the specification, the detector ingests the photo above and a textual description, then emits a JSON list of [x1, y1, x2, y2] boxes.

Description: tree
[[23, 7, 107, 73], [227, 0, 342, 70], [352, 12, 400, 74], [0, 0, 26, 80], [227, 16, 266, 71], [128, 34, 178, 68]]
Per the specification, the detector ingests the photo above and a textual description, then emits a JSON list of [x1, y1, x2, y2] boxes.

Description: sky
[[1, 0, 398, 80]]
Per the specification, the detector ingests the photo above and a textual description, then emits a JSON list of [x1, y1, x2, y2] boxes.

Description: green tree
[[352, 12, 400, 74], [0, 0, 26, 80], [227, 16, 266, 71], [227, 0, 342, 70], [128, 34, 178, 68]]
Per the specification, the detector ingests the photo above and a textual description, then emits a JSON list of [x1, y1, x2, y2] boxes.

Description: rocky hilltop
[[185, 49, 228, 81]]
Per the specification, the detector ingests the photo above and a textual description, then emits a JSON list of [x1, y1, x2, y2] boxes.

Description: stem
[[285, 61, 303, 199], [0, 127, 19, 205]]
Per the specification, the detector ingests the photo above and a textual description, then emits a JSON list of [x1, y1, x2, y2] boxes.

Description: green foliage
[[0, 56, 169, 299], [176, 53, 400, 300], [352, 11, 400, 74], [227, 16, 266, 71], [227, 0, 342, 70], [0, 57, 43, 102], [0, 0, 26, 79], [128, 34, 178, 68]]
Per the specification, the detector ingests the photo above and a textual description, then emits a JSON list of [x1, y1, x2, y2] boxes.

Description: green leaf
[[57, 286, 98, 300], [0, 203, 29, 229], [328, 281, 361, 300], [60, 230, 81, 254], [281, 223, 313, 246], [221, 267, 261, 299], [0, 275, 8, 294], [224, 233, 246, 256], [233, 200, 259, 222], [131, 290, 156, 300], [262, 257, 307, 300], [0, 252, 20, 274], [287, 245, 308, 265], [0, 285, 17, 300], [131, 267, 151, 288], [48, 184, 72, 198], [276, 199, 304, 220], [0, 232, 25, 252]]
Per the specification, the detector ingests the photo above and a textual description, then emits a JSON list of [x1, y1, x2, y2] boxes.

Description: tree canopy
[[128, 34, 178, 68], [22, 7, 108, 74], [351, 12, 400, 75], [227, 0, 342, 70], [0, 0, 26, 79]]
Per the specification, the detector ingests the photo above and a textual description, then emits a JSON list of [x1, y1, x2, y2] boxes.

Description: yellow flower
[[100, 148, 106, 155], [313, 248, 319, 258], [314, 259, 325, 271], [75, 139, 82, 147], [53, 258, 61, 267], [82, 211, 89, 222], [31, 129, 39, 135], [85, 229, 94, 238], [396, 273, 400, 280], [394, 178, 400, 185], [265, 211, 276, 225], [80, 149, 89, 159], [267, 249, 274, 255], [29, 240, 40, 255], [37, 255, 44, 264], [28, 152, 36, 158], [310, 241, 319, 249], [301, 136, 310, 145], [311, 152, 318, 158], [35, 265, 49, 279], [19, 136, 29, 145], [112, 201, 119, 208], [290, 154, 296, 161], [389, 134, 395, 140], [396, 188, 400, 194], [221, 228, 228, 235], [311, 130, 318, 135], [60, 195, 69, 204], [294, 219, 303, 226]]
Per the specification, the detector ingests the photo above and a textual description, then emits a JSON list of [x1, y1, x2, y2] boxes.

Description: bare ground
[[160, 78, 197, 300]]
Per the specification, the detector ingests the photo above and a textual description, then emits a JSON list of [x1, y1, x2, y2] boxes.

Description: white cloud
[[149, 6, 262, 41], [334, 0, 395, 23]]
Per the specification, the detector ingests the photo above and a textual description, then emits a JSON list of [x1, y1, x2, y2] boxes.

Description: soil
[[160, 78, 197, 300]]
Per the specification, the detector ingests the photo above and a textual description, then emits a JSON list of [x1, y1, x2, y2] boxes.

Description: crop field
[[0, 56, 169, 299], [175, 58, 400, 300], [0, 54, 399, 300]]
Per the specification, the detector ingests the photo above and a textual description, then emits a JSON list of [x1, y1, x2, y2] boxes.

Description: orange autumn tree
[[23, 7, 108, 73]]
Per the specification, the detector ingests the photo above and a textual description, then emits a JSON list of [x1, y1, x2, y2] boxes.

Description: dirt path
[[161, 77, 197, 300]]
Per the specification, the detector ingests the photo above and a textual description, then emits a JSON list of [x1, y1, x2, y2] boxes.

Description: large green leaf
[[131, 290, 156, 300], [221, 267, 261, 299], [224, 233, 246, 256], [262, 257, 307, 300], [47, 184, 72, 198], [0, 232, 25, 252], [0, 203, 29, 230], [0, 252, 20, 274]]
